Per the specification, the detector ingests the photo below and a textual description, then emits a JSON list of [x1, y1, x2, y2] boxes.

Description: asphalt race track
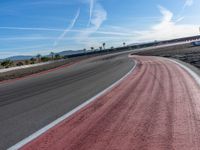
[[20, 56, 200, 150], [0, 53, 134, 149], [1, 52, 200, 150]]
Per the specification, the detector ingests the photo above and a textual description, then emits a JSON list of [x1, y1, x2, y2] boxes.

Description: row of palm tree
[[88, 43, 105, 52], [86, 42, 126, 52], [35, 52, 61, 63], [88, 43, 106, 52]]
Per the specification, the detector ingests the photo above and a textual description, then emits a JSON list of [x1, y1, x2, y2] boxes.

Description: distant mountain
[[1, 50, 84, 61], [58, 50, 84, 56], [5, 55, 33, 61]]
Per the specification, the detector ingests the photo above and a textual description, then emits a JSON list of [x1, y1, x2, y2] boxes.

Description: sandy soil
[[133, 43, 200, 69]]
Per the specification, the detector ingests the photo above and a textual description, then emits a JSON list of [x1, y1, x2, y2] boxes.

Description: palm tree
[[123, 42, 126, 47], [55, 54, 61, 60], [99, 47, 102, 51], [91, 47, 94, 51], [36, 54, 41, 63], [102, 43, 106, 50], [50, 52, 54, 60]]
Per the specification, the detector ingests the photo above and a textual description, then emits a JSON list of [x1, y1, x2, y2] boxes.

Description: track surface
[[21, 56, 200, 150], [0, 53, 134, 149]]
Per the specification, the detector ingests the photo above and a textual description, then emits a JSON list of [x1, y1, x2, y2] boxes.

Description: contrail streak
[[54, 9, 80, 47], [0, 27, 63, 31], [0, 26, 132, 36], [88, 0, 94, 26]]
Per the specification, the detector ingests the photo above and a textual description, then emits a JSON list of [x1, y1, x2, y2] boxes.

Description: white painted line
[[8, 60, 137, 150], [168, 59, 200, 86]]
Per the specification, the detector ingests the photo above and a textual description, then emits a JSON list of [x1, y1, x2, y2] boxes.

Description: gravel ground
[[133, 43, 200, 69]]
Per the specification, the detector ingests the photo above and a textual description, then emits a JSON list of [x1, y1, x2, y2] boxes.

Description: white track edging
[[8, 60, 137, 150], [168, 59, 200, 86]]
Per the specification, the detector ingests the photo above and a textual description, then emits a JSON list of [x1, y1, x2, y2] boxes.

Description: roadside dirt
[[133, 43, 200, 69]]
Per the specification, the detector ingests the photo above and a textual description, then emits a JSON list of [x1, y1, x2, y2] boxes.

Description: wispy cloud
[[0, 45, 49, 51], [76, 0, 107, 47], [134, 5, 198, 42], [154, 5, 173, 30], [178, 0, 194, 18], [91, 3, 107, 29], [53, 8, 80, 47], [184, 0, 194, 7]]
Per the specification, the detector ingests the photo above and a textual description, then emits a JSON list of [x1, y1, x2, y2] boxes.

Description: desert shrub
[[16, 62, 24, 66], [25, 60, 29, 65], [55, 54, 61, 60], [1, 60, 13, 68], [41, 57, 50, 62]]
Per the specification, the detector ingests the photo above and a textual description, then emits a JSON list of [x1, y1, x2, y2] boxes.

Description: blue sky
[[0, 0, 199, 58]]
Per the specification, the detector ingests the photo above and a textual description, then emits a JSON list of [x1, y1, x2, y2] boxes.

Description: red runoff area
[[21, 56, 200, 150]]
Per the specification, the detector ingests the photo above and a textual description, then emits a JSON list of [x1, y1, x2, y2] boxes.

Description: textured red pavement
[[21, 56, 200, 150]]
